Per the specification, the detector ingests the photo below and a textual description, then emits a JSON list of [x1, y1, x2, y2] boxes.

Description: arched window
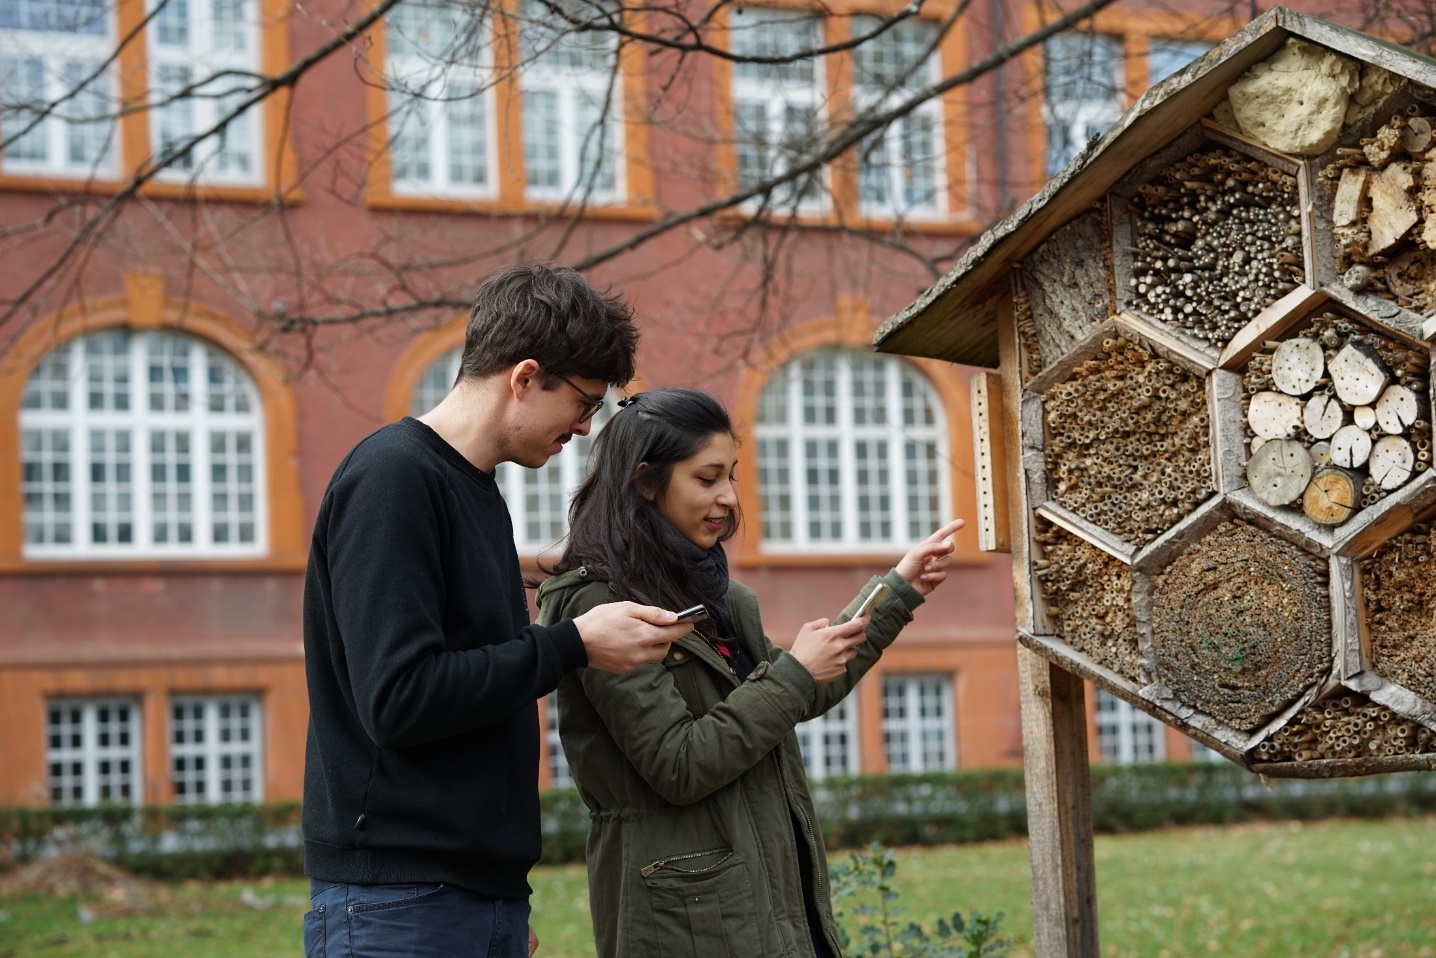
[[755, 350, 947, 550], [19, 329, 265, 557], [409, 348, 613, 553]]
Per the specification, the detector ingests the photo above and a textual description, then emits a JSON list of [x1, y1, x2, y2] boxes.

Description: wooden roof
[[874, 6, 1436, 368]]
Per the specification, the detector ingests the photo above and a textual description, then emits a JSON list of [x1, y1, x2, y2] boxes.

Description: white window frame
[[148, 0, 263, 185], [852, 16, 944, 219], [170, 694, 263, 804], [384, 0, 497, 199], [19, 329, 268, 559], [882, 674, 955, 773], [1041, 31, 1123, 177], [729, 7, 827, 214], [46, 697, 142, 807], [543, 696, 572, 788], [0, 0, 119, 178], [409, 347, 612, 554], [519, 0, 623, 204], [1187, 738, 1227, 764], [755, 349, 949, 553], [1095, 689, 1165, 765], [795, 697, 860, 781]]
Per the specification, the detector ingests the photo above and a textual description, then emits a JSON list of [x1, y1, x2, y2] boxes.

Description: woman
[[536, 388, 963, 958]]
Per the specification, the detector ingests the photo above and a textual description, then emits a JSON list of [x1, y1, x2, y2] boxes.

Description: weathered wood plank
[[1019, 630, 1246, 766], [970, 372, 1011, 553], [1036, 502, 1137, 564], [1015, 641, 1101, 958], [1249, 753, 1436, 778], [1216, 285, 1326, 370], [1332, 556, 1364, 682]]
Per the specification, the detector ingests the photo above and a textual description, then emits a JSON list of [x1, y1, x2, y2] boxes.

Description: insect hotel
[[876, 8, 1436, 955]]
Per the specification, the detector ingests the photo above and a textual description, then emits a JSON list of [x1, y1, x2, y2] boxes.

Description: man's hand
[[573, 601, 693, 674], [896, 518, 966, 597], [528, 923, 539, 957], [790, 616, 870, 685]]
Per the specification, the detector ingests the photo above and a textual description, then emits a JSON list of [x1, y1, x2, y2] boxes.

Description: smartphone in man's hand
[[673, 604, 710, 623]]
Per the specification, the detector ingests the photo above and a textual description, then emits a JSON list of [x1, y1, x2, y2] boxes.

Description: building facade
[[1, 0, 1374, 808]]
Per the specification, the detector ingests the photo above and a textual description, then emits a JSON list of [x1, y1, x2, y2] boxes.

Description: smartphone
[[673, 603, 711, 623], [852, 582, 888, 619]]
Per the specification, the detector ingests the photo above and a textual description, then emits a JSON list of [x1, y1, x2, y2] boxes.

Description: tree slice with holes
[[1303, 393, 1344, 439], [1303, 467, 1360, 525], [1354, 405, 1378, 430], [1249, 391, 1303, 440], [1406, 117, 1435, 155], [1330, 343, 1392, 406], [1247, 439, 1313, 506], [1331, 424, 1374, 468], [1271, 338, 1325, 396], [1375, 384, 1420, 434], [1385, 248, 1435, 297], [1310, 440, 1332, 466], [1370, 435, 1415, 490]]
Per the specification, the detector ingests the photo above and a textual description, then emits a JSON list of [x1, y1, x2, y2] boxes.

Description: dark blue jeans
[[303, 880, 531, 958]]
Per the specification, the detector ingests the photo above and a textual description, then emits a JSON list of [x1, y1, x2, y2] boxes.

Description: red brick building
[[4, 0, 1368, 808]]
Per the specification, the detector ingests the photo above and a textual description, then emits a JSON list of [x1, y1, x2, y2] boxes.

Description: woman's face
[[651, 432, 740, 549]]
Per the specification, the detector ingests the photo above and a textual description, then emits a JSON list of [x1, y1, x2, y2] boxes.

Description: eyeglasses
[[547, 369, 605, 424]]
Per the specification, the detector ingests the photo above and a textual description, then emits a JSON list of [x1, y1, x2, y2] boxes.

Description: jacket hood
[[535, 567, 602, 612]]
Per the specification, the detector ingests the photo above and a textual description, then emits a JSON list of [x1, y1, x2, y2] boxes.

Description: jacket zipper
[[777, 752, 842, 958], [640, 845, 735, 878]]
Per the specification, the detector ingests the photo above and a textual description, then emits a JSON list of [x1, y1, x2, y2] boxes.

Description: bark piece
[[1303, 467, 1360, 525], [1330, 342, 1392, 406], [1332, 167, 1370, 228], [1249, 391, 1303, 439], [1303, 393, 1344, 439], [1423, 156, 1436, 250], [1375, 384, 1420, 434], [1368, 162, 1419, 256], [1271, 338, 1325, 396], [1370, 435, 1415, 490], [1247, 438, 1314, 506], [1331, 424, 1374, 468]]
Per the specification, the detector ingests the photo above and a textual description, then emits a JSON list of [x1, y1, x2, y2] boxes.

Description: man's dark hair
[[458, 262, 638, 387]]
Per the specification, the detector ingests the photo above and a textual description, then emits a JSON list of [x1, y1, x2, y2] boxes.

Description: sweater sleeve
[[547, 583, 811, 806], [320, 449, 586, 749]]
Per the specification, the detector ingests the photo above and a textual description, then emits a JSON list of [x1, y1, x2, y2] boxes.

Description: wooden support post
[[997, 284, 1101, 957], [1016, 648, 1100, 957]]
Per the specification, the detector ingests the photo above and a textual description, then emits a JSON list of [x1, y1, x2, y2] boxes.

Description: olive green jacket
[[535, 568, 923, 958]]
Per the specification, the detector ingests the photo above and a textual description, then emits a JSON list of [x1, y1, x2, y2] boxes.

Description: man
[[301, 263, 690, 957]]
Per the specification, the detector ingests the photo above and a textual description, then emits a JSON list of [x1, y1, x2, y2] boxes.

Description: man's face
[[509, 370, 607, 469]]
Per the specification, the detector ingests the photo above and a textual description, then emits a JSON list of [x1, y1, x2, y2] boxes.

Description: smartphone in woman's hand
[[852, 582, 888, 619]]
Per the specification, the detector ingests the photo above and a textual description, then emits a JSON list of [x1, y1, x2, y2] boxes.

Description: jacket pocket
[[641, 846, 756, 958]]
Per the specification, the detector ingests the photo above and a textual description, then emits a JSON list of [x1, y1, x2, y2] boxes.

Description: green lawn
[[3, 818, 1435, 957]]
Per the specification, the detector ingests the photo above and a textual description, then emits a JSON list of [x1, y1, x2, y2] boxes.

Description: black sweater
[[302, 418, 586, 897]]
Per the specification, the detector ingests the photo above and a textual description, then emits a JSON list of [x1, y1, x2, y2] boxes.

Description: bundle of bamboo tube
[[1128, 148, 1301, 346], [1044, 337, 1213, 546], [1255, 690, 1436, 761], [1034, 521, 1140, 682], [1359, 522, 1436, 702]]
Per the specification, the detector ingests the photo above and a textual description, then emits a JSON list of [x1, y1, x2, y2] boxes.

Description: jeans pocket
[[348, 882, 447, 914], [643, 849, 755, 958], [302, 902, 326, 958]]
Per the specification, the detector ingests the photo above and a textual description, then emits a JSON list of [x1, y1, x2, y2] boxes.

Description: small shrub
[[830, 842, 1011, 958]]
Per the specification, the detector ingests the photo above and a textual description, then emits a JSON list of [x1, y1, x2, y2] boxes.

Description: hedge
[[6, 763, 1436, 878]]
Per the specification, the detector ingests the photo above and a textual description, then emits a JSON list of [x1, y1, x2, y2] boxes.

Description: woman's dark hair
[[552, 388, 739, 634]]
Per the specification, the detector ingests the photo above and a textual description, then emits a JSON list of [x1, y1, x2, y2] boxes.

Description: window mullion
[[131, 335, 154, 550], [788, 361, 808, 549], [836, 356, 856, 548], [885, 360, 906, 545], [194, 353, 213, 549], [205, 700, 220, 803], [72, 341, 93, 553]]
